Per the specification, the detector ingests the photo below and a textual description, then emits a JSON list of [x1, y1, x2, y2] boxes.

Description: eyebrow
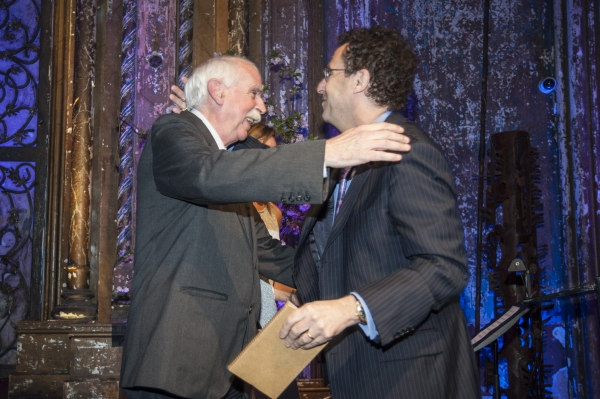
[[249, 86, 263, 95]]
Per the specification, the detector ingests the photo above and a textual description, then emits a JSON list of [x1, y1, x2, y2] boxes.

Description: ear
[[207, 78, 225, 105], [353, 69, 371, 94]]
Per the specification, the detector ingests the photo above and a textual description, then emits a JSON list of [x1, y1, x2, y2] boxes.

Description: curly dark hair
[[338, 26, 417, 111]]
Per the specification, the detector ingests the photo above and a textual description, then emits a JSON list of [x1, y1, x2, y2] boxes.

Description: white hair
[[185, 56, 259, 110]]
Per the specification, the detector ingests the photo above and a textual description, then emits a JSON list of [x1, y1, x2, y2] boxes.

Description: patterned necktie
[[335, 167, 353, 217]]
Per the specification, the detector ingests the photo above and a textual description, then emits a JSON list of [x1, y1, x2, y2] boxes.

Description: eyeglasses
[[324, 67, 345, 81]]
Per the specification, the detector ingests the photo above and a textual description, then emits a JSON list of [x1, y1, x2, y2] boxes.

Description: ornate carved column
[[52, 0, 98, 320], [110, 0, 138, 321], [112, 0, 177, 314], [193, 0, 229, 66], [228, 0, 249, 55], [177, 0, 194, 85]]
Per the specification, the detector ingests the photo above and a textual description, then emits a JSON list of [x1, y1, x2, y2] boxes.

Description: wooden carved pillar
[[52, 0, 98, 320], [228, 0, 249, 55], [112, 0, 178, 317], [193, 0, 229, 68], [177, 0, 194, 85], [111, 0, 138, 321]]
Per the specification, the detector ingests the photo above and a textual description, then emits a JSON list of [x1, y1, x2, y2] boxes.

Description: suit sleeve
[[355, 139, 469, 346], [150, 115, 328, 205], [252, 208, 296, 287]]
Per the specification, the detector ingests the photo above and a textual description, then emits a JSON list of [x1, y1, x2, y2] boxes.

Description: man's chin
[[237, 129, 249, 142], [244, 118, 256, 130]]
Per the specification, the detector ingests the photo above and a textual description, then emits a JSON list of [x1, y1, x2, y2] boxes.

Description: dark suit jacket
[[294, 113, 480, 399], [121, 111, 327, 399]]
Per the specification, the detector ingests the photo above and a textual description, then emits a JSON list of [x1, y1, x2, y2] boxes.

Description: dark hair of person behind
[[338, 26, 417, 111], [248, 123, 277, 144]]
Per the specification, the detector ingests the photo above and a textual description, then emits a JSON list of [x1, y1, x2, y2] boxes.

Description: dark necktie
[[334, 167, 352, 217]]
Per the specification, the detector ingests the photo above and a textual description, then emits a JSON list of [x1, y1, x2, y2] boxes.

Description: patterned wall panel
[[0, 0, 39, 148], [0, 161, 34, 364], [0, 0, 41, 365]]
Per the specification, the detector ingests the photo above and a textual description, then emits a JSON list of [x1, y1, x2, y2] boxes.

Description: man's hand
[[169, 76, 188, 114], [279, 296, 359, 350], [324, 123, 411, 168]]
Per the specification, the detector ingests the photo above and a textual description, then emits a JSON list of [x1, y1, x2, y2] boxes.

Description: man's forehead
[[241, 78, 263, 93], [236, 64, 263, 89]]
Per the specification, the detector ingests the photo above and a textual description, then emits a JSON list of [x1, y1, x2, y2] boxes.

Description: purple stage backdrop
[[0, 0, 598, 397]]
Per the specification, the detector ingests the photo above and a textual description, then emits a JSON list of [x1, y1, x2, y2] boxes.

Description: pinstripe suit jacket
[[294, 113, 480, 399]]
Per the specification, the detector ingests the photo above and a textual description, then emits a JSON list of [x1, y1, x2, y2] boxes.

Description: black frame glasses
[[324, 67, 345, 81]]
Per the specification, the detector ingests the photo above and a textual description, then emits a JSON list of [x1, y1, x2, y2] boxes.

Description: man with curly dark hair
[[337, 26, 417, 111], [280, 26, 480, 399]]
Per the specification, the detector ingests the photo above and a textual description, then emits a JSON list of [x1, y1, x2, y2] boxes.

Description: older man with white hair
[[120, 55, 410, 399]]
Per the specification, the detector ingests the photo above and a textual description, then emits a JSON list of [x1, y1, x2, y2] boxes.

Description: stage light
[[538, 77, 557, 94]]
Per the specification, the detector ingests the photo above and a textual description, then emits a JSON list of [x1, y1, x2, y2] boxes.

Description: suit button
[[304, 196, 310, 201], [281, 196, 287, 202], [297, 194, 303, 201], [394, 332, 401, 339], [309, 236, 315, 243], [288, 196, 295, 203], [249, 306, 253, 314]]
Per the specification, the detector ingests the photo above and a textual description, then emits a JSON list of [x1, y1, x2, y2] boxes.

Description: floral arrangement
[[278, 203, 311, 247], [262, 49, 310, 144], [256, 49, 313, 245]]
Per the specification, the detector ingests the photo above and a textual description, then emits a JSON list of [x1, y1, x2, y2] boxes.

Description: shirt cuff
[[350, 292, 379, 340], [323, 163, 328, 178]]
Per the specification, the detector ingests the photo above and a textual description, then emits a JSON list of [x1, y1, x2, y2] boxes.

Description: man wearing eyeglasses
[[279, 26, 480, 399]]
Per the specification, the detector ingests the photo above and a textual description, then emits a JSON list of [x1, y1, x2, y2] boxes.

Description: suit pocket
[[378, 328, 444, 362], [180, 286, 228, 301]]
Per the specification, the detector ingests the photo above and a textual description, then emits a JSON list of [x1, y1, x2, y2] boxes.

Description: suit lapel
[[323, 164, 372, 253], [317, 112, 405, 260]]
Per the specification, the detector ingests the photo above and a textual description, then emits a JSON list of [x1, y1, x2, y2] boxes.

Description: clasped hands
[[279, 295, 359, 350]]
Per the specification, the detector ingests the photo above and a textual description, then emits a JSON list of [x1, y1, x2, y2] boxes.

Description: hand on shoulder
[[324, 122, 411, 168]]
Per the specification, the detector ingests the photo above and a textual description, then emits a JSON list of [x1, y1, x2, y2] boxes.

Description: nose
[[317, 78, 326, 94], [256, 95, 266, 114]]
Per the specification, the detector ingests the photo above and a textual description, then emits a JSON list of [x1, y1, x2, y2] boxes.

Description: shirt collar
[[373, 110, 392, 123], [189, 108, 226, 150]]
